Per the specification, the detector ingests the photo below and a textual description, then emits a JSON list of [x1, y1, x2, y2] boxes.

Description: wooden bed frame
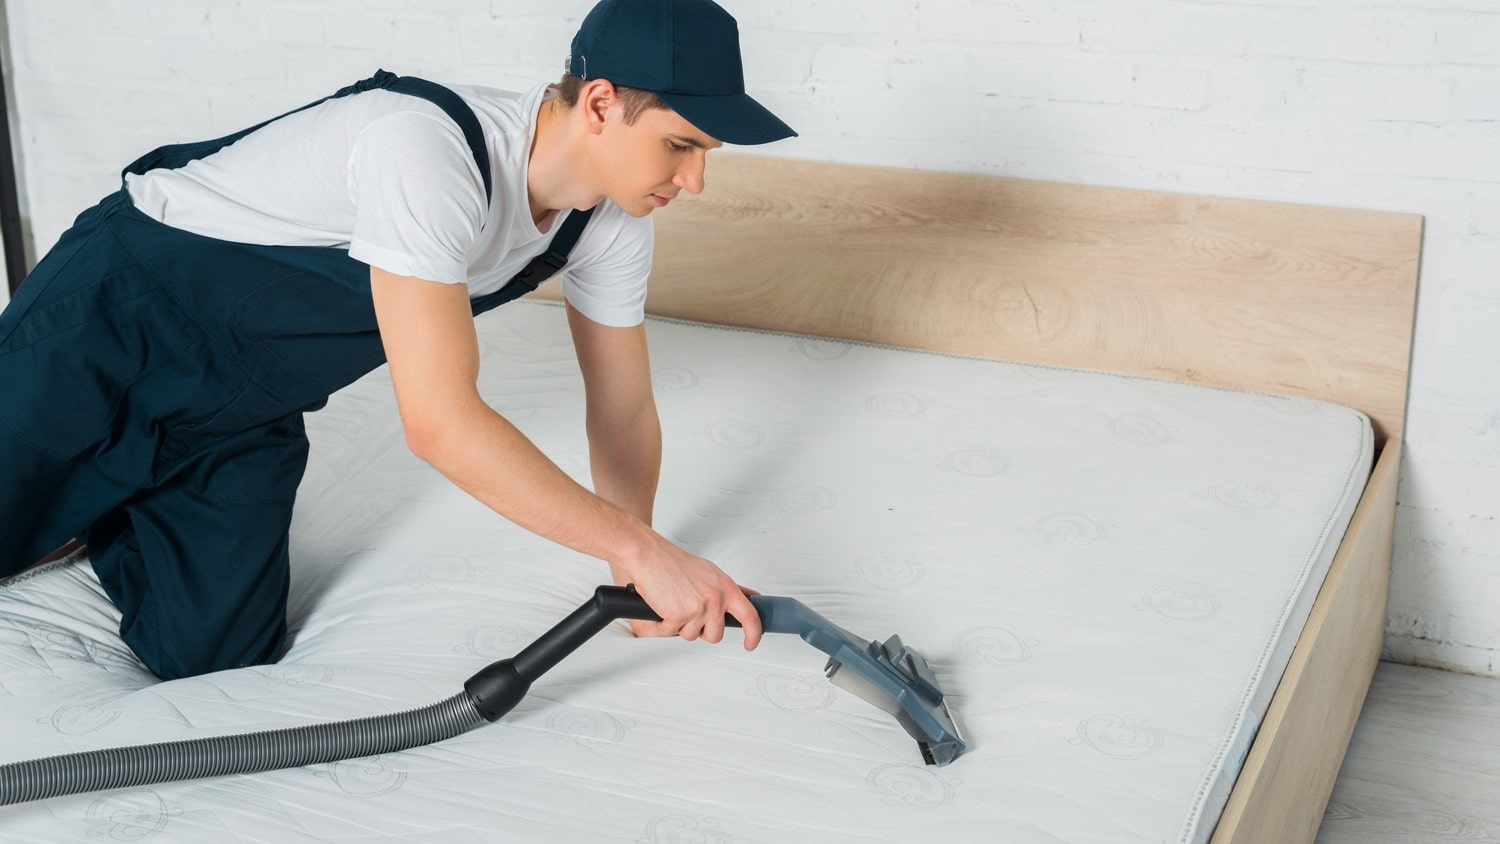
[[539, 153, 1421, 842]]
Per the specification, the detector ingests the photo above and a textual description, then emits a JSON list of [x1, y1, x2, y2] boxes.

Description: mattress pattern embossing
[[0, 301, 1372, 843]]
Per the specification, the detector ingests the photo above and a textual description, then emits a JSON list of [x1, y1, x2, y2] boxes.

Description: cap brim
[[654, 91, 797, 146]]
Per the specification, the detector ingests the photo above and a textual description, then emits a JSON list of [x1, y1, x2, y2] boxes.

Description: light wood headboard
[[537, 154, 1422, 446]]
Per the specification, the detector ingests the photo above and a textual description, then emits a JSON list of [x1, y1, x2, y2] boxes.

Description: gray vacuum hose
[[0, 692, 483, 804], [0, 585, 646, 806]]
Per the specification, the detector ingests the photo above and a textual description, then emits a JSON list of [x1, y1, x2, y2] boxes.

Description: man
[[0, 0, 794, 680]]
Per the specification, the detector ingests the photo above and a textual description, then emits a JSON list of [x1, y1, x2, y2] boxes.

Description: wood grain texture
[[1211, 440, 1401, 844], [535, 154, 1422, 444], [1317, 663, 1500, 843]]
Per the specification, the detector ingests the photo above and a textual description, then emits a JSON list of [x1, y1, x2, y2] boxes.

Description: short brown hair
[[553, 73, 668, 124]]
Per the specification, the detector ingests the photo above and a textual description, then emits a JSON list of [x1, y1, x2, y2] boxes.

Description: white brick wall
[[3, 0, 1497, 676]]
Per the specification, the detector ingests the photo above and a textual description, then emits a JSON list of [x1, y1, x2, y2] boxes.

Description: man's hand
[[614, 541, 762, 649]]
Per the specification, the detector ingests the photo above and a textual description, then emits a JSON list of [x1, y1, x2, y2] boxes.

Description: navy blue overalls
[[0, 71, 591, 681]]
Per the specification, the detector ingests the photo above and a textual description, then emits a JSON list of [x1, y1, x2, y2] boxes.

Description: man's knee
[[88, 497, 294, 682], [128, 610, 286, 681]]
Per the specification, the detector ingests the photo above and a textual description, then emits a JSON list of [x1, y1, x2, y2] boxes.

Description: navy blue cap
[[568, 0, 797, 145]]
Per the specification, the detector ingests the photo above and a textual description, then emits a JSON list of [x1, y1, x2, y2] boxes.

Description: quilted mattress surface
[[0, 301, 1372, 843]]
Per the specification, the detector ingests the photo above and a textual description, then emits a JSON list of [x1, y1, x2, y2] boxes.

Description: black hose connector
[[462, 658, 529, 723], [462, 585, 661, 722]]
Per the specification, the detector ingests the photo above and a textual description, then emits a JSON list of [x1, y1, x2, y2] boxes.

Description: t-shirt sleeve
[[346, 111, 486, 284], [559, 210, 654, 328]]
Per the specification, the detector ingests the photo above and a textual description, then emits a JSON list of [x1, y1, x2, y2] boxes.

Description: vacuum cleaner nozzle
[[823, 634, 968, 766], [608, 586, 969, 766], [739, 595, 968, 767]]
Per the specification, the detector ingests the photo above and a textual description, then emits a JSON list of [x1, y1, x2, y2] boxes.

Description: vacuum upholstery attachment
[[1, 585, 964, 805], [740, 595, 968, 766]]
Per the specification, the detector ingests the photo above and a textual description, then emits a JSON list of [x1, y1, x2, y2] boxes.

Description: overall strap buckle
[[334, 69, 399, 97], [508, 207, 597, 291]]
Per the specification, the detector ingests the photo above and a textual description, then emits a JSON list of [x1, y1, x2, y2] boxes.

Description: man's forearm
[[587, 398, 662, 527], [411, 391, 658, 569]]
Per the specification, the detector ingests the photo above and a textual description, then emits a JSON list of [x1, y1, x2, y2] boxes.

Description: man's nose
[[675, 154, 706, 195]]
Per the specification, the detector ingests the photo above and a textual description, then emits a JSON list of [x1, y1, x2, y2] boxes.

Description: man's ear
[[580, 79, 619, 136]]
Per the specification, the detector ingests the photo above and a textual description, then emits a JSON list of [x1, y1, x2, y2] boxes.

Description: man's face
[[594, 103, 723, 217]]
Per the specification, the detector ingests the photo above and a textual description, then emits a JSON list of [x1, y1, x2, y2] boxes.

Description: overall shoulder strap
[[376, 74, 493, 205], [372, 71, 599, 289], [332, 71, 491, 206]]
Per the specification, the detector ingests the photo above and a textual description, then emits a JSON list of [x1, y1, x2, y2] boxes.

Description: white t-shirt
[[125, 83, 652, 328]]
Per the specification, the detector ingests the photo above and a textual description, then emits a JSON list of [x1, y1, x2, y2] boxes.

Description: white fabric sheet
[[0, 301, 1372, 843]]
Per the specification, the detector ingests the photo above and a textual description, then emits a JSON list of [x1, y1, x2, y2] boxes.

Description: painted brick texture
[[3, 0, 1497, 676]]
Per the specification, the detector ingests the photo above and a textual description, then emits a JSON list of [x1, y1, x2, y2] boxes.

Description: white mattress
[[0, 301, 1372, 843]]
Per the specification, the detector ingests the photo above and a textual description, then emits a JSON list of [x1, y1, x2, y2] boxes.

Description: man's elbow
[[399, 394, 490, 467], [400, 412, 454, 466]]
